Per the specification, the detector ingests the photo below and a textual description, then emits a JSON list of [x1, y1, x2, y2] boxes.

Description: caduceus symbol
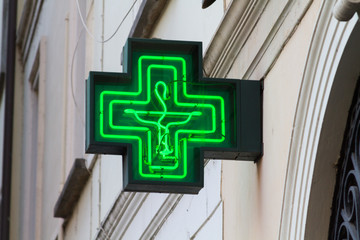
[[124, 81, 201, 161]]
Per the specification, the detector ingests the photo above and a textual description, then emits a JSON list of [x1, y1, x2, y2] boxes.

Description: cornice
[[203, 0, 313, 79], [203, 0, 266, 78]]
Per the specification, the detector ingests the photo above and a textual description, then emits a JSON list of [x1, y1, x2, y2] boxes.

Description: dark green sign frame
[[86, 38, 262, 194]]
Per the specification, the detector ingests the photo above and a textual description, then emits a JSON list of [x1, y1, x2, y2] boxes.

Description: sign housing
[[86, 38, 262, 194]]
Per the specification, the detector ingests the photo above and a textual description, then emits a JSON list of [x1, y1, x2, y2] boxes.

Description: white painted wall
[[102, 0, 142, 72], [153, 161, 223, 240], [11, 0, 343, 239], [12, 0, 71, 239]]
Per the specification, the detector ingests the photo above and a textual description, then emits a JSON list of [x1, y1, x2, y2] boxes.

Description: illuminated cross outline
[[99, 56, 225, 179], [86, 38, 262, 194]]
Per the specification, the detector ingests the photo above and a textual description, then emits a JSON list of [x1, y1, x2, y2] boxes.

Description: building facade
[[1, 0, 359, 239]]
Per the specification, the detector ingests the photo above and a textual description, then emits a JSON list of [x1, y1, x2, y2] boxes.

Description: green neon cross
[[86, 38, 262, 194], [98, 56, 226, 179]]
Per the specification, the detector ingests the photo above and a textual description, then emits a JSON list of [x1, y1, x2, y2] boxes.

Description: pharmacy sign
[[86, 38, 262, 194]]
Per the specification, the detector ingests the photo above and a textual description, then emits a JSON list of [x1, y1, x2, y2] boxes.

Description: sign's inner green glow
[[94, 54, 235, 182]]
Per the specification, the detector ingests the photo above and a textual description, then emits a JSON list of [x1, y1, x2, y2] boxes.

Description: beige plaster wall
[[221, 0, 322, 239], [151, 0, 224, 50]]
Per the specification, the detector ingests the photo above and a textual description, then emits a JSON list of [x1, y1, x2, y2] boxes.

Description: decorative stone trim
[[279, 0, 360, 238], [203, 0, 313, 79]]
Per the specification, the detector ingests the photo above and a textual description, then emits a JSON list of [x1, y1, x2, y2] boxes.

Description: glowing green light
[[99, 56, 226, 179], [85, 38, 262, 194]]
